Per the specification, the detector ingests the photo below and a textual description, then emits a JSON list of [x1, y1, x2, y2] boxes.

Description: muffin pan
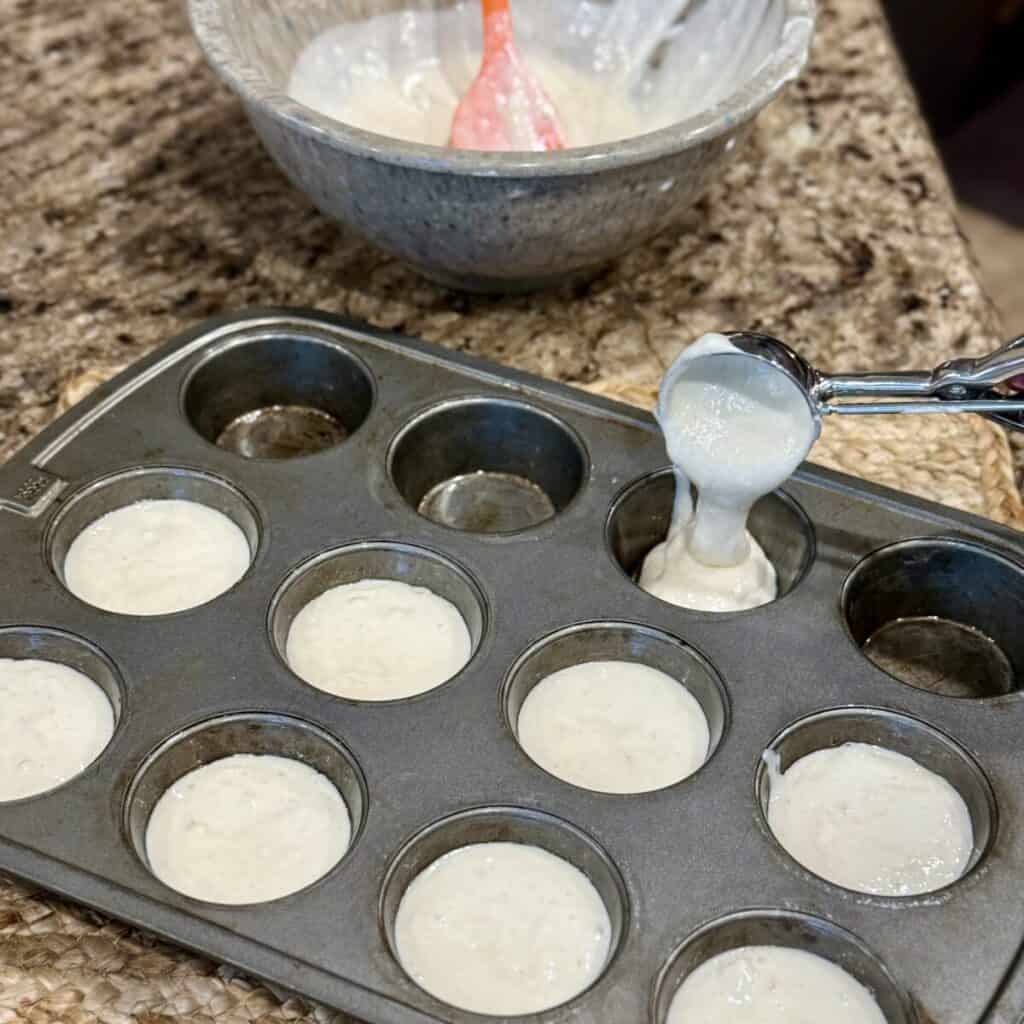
[[1, 308, 1024, 1022]]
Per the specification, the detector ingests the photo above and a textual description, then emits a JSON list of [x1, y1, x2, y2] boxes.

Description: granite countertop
[[0, 0, 1008, 465]]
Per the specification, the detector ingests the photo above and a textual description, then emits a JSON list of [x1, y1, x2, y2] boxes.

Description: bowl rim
[[187, 0, 816, 177]]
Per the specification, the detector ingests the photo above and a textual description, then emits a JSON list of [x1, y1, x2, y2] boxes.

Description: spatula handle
[[481, 0, 512, 49]]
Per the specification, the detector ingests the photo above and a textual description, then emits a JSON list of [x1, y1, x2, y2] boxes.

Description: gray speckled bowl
[[189, 0, 815, 293]]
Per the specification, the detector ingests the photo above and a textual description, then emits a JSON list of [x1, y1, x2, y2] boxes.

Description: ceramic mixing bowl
[[189, 0, 815, 293]]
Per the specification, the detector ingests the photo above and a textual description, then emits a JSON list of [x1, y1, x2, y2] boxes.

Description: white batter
[[286, 578, 471, 700], [766, 741, 974, 896], [146, 753, 351, 905], [640, 523, 778, 613], [517, 660, 710, 793], [287, 0, 787, 149], [288, 4, 668, 148], [640, 333, 817, 611], [666, 944, 887, 1024], [0, 658, 114, 801], [64, 499, 251, 615], [394, 841, 611, 1015]]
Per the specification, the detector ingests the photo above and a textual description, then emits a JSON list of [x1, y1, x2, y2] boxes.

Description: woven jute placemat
[[2, 366, 1022, 1024]]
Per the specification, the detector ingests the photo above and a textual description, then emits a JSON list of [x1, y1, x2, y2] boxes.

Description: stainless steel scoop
[[713, 331, 1024, 427]]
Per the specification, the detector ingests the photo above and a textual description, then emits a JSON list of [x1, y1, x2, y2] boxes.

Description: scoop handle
[[815, 335, 1024, 406], [937, 334, 1024, 391], [822, 398, 1024, 416]]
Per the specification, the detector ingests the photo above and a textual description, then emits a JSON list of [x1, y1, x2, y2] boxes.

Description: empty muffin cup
[[48, 467, 259, 615], [0, 626, 121, 802], [606, 469, 814, 610], [183, 329, 374, 458], [388, 397, 587, 533], [380, 806, 627, 1016], [755, 707, 996, 897], [125, 712, 365, 905], [653, 909, 914, 1024], [270, 542, 486, 701], [504, 622, 728, 793], [843, 538, 1024, 698]]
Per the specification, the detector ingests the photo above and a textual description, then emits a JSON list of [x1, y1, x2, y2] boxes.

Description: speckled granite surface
[[0, 2, 1020, 1022], [0, 0, 1010, 463]]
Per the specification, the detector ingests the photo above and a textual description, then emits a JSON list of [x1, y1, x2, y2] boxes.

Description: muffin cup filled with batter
[[48, 467, 260, 616], [380, 806, 627, 1017], [756, 707, 996, 898], [607, 468, 814, 613], [125, 713, 366, 905], [504, 621, 728, 794], [0, 627, 121, 802], [270, 541, 485, 702], [653, 909, 914, 1024]]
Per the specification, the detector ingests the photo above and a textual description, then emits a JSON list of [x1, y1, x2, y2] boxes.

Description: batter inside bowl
[[290, 4, 659, 147], [287, 0, 785, 148]]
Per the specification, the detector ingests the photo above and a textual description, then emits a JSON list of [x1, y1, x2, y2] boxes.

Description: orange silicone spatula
[[449, 0, 566, 152]]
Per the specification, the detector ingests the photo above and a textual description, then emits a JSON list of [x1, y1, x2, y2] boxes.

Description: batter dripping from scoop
[[640, 334, 818, 612]]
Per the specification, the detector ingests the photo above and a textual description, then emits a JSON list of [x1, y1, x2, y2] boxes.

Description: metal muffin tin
[[2, 308, 1024, 1023]]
